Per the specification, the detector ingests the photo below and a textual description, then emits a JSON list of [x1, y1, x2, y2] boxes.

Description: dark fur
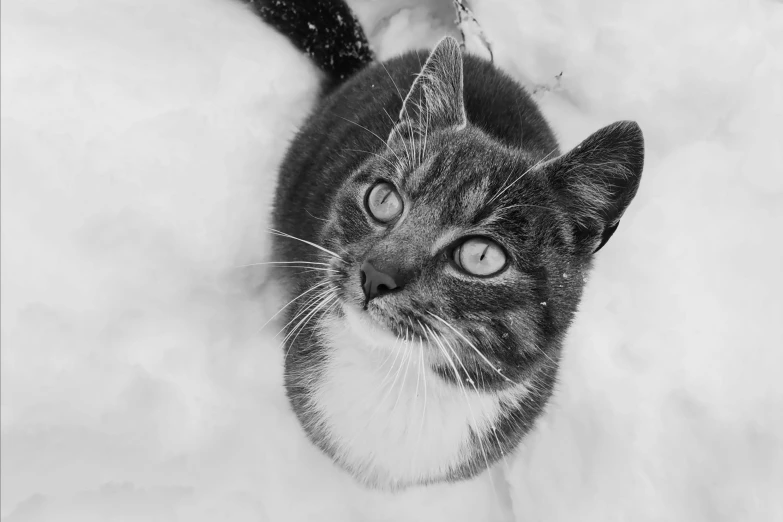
[[246, 0, 373, 89], [255, 0, 644, 488]]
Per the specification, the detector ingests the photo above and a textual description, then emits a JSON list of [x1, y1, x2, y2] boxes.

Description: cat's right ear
[[540, 121, 645, 255], [388, 36, 467, 150]]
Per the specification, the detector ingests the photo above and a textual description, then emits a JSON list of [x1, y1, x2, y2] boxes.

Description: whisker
[[532, 342, 559, 368], [286, 293, 336, 350], [382, 108, 412, 168], [440, 332, 512, 476], [277, 286, 334, 339], [282, 292, 336, 359], [343, 147, 400, 172], [413, 50, 425, 168], [238, 264, 338, 276], [427, 325, 495, 492], [379, 60, 417, 168], [421, 90, 430, 165], [259, 280, 331, 333], [335, 115, 404, 166], [413, 330, 422, 417], [416, 72, 424, 167], [409, 321, 428, 475], [377, 334, 405, 391], [496, 203, 559, 215], [380, 61, 407, 113], [267, 228, 344, 261], [427, 312, 516, 385], [392, 327, 415, 413], [419, 328, 428, 443], [340, 329, 405, 452], [488, 148, 559, 206], [305, 209, 329, 223], [370, 335, 408, 423], [283, 267, 339, 276], [235, 260, 332, 268]]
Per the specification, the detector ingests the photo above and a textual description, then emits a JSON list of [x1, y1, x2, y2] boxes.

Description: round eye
[[366, 182, 403, 222], [453, 238, 507, 276]]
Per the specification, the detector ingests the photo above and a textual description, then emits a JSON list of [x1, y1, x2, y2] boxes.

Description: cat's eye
[[366, 182, 402, 222], [453, 237, 507, 277]]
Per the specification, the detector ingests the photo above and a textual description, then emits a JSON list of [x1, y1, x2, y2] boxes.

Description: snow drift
[[2, 0, 782, 520]]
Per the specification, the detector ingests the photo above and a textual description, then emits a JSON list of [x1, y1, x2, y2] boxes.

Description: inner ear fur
[[541, 120, 645, 254], [388, 36, 467, 148]]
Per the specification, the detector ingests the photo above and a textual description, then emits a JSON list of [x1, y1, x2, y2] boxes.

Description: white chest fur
[[309, 305, 519, 489]]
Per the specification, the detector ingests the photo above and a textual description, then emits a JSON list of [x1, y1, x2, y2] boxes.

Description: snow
[[1, 0, 782, 520]]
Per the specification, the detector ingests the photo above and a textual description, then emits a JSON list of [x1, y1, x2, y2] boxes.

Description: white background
[[2, 0, 782, 520]]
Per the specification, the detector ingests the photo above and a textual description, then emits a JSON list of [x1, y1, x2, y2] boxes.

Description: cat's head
[[283, 36, 644, 490]]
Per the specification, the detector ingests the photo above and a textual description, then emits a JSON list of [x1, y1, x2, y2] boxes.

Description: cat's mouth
[[341, 297, 425, 345]]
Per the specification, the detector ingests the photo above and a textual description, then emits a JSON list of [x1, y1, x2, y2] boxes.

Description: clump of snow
[[2, 0, 782, 520], [472, 0, 783, 520]]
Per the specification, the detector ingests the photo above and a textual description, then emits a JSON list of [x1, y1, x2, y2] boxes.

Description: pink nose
[[360, 260, 399, 308]]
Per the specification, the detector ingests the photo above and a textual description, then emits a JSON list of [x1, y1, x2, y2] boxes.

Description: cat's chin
[[340, 301, 403, 350], [310, 301, 513, 491]]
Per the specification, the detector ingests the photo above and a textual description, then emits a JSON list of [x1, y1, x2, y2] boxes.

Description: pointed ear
[[388, 36, 466, 147], [542, 121, 645, 254]]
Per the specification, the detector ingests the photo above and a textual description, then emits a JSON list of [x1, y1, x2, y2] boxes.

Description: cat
[[248, 0, 644, 491]]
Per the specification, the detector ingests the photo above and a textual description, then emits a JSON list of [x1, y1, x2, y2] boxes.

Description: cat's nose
[[360, 260, 400, 307]]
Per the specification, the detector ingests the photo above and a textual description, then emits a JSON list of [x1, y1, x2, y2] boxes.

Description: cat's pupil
[[367, 182, 402, 222], [456, 238, 507, 276]]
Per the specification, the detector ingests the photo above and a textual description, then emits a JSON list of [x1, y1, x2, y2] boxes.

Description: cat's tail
[[246, 0, 374, 87]]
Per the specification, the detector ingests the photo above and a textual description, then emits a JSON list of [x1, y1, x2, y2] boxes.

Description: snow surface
[[2, 0, 782, 520]]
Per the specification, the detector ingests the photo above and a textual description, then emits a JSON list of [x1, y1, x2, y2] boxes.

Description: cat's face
[[323, 127, 578, 390], [280, 37, 643, 490]]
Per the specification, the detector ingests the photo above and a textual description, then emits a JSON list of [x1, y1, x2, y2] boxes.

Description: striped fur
[[257, 1, 645, 490]]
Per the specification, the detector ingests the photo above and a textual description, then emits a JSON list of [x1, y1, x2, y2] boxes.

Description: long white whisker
[[278, 286, 334, 339], [496, 203, 558, 215], [283, 268, 339, 276], [392, 327, 415, 412], [343, 147, 400, 171], [422, 92, 430, 165], [259, 280, 331, 333], [367, 334, 408, 426], [343, 329, 406, 452], [488, 148, 558, 205], [382, 108, 412, 168], [427, 325, 495, 492], [427, 312, 516, 385], [334, 115, 404, 166], [235, 260, 332, 268], [416, 75, 424, 167], [282, 292, 336, 359], [268, 228, 344, 261], [413, 50, 426, 168], [532, 342, 559, 367], [380, 60, 417, 169], [440, 330, 512, 476], [411, 321, 429, 474], [305, 209, 329, 223], [286, 293, 336, 350], [380, 60, 407, 111], [377, 335, 405, 391], [383, 328, 410, 412]]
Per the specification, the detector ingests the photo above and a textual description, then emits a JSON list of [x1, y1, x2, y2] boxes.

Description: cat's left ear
[[541, 121, 645, 255], [388, 36, 467, 148]]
